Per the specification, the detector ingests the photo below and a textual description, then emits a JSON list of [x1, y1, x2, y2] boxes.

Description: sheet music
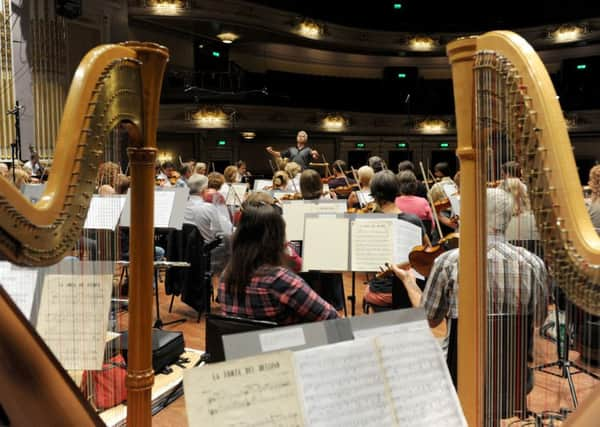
[[294, 339, 396, 427], [259, 327, 306, 352], [302, 215, 349, 271], [351, 218, 394, 272], [226, 183, 248, 205], [184, 351, 305, 427], [392, 219, 422, 264], [374, 321, 467, 427], [442, 182, 460, 217], [283, 200, 347, 241], [356, 190, 374, 207], [253, 179, 272, 191], [83, 195, 126, 230], [21, 183, 46, 203], [0, 264, 38, 319], [154, 191, 176, 228], [35, 273, 113, 370]]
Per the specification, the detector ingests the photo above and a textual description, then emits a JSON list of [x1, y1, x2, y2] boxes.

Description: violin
[[279, 192, 303, 201], [407, 232, 460, 277], [332, 184, 359, 198], [433, 197, 452, 212], [347, 201, 377, 214], [169, 171, 180, 185]]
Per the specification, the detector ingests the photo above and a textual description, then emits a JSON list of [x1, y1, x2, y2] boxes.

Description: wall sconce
[[551, 24, 586, 43], [157, 151, 173, 163], [191, 106, 229, 127], [322, 113, 347, 131], [408, 36, 437, 51], [241, 131, 256, 140], [217, 32, 239, 44], [297, 19, 324, 39], [145, 0, 186, 13], [416, 118, 449, 134]]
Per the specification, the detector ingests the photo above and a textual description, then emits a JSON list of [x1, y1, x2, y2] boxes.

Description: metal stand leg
[[153, 267, 186, 329]]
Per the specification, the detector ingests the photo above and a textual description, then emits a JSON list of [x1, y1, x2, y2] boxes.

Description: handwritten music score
[[184, 320, 466, 426], [0, 262, 38, 319], [184, 351, 305, 427], [35, 273, 113, 370]]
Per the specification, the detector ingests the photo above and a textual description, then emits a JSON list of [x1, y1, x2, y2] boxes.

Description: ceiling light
[[191, 106, 229, 127], [322, 114, 347, 131], [551, 24, 586, 43], [298, 20, 323, 39], [148, 0, 185, 13], [217, 32, 239, 44], [408, 36, 436, 51], [416, 118, 449, 134], [241, 131, 256, 140]]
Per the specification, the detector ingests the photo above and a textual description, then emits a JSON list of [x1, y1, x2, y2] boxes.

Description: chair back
[[204, 313, 278, 363]]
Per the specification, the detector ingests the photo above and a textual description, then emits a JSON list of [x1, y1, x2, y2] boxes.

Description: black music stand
[[534, 288, 600, 408], [153, 261, 190, 329]]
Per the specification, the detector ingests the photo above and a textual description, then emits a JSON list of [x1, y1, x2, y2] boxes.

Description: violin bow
[[419, 161, 445, 241], [336, 162, 351, 187]]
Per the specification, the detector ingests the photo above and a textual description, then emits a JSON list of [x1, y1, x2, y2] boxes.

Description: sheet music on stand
[[83, 195, 126, 230], [120, 186, 189, 230], [184, 309, 466, 427], [253, 179, 272, 191], [225, 183, 248, 205], [282, 199, 347, 241], [34, 260, 115, 371], [442, 182, 460, 217], [0, 261, 39, 320], [21, 183, 46, 203], [301, 213, 422, 272]]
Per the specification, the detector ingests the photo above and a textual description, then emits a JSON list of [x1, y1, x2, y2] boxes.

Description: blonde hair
[[207, 172, 225, 190], [284, 161, 302, 179], [357, 165, 374, 188], [499, 178, 530, 216], [589, 164, 600, 202], [194, 162, 207, 175], [272, 170, 289, 189], [223, 165, 238, 183]]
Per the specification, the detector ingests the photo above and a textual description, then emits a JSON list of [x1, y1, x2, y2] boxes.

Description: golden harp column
[[0, 0, 15, 160]]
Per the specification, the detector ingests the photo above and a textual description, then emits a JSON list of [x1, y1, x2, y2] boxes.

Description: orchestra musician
[[347, 165, 374, 210], [428, 162, 459, 242], [265, 130, 319, 170], [391, 188, 549, 424], [362, 170, 431, 311], [218, 194, 339, 325]]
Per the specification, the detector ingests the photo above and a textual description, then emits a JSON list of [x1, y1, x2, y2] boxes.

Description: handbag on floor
[[81, 354, 127, 410]]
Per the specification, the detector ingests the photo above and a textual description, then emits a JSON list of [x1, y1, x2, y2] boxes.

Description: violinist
[[156, 160, 175, 187], [327, 160, 356, 190], [265, 130, 319, 171], [284, 161, 302, 193], [395, 170, 434, 238], [397, 160, 428, 199], [347, 165, 374, 210], [24, 150, 43, 178], [404, 188, 549, 408], [271, 170, 289, 191], [174, 162, 193, 188], [428, 162, 459, 242], [299, 169, 336, 200], [362, 170, 431, 311]]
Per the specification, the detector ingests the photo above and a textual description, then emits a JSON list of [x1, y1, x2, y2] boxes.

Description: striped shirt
[[421, 234, 548, 325], [218, 265, 339, 325]]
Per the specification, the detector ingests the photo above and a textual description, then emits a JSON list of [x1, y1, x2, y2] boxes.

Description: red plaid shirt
[[218, 265, 339, 325]]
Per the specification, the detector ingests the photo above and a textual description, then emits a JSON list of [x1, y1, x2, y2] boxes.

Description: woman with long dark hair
[[218, 197, 339, 325]]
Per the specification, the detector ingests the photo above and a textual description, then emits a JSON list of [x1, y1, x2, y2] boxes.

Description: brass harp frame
[[0, 42, 168, 427], [448, 32, 600, 425]]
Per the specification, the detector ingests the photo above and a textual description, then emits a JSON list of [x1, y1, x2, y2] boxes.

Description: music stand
[[120, 187, 190, 328], [534, 287, 600, 408]]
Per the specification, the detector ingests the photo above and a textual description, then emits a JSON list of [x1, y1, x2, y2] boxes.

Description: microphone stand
[[6, 101, 24, 183]]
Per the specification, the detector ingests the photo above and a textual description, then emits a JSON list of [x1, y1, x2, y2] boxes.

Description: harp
[[0, 42, 168, 426], [448, 32, 600, 425]]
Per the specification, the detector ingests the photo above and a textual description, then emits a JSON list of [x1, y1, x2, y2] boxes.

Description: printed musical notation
[[35, 273, 113, 370], [184, 351, 305, 427], [83, 195, 126, 230], [351, 219, 394, 272], [184, 320, 466, 427], [0, 262, 38, 320], [154, 191, 176, 228]]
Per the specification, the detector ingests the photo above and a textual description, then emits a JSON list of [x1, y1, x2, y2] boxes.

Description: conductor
[[266, 130, 319, 170]]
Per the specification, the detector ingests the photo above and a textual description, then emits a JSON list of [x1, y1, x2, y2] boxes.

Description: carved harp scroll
[[0, 42, 168, 426], [447, 32, 600, 425]]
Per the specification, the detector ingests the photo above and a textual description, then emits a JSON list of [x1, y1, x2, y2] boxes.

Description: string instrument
[[407, 232, 459, 277], [433, 197, 452, 212], [0, 42, 169, 426], [279, 192, 303, 200], [347, 201, 377, 214]]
